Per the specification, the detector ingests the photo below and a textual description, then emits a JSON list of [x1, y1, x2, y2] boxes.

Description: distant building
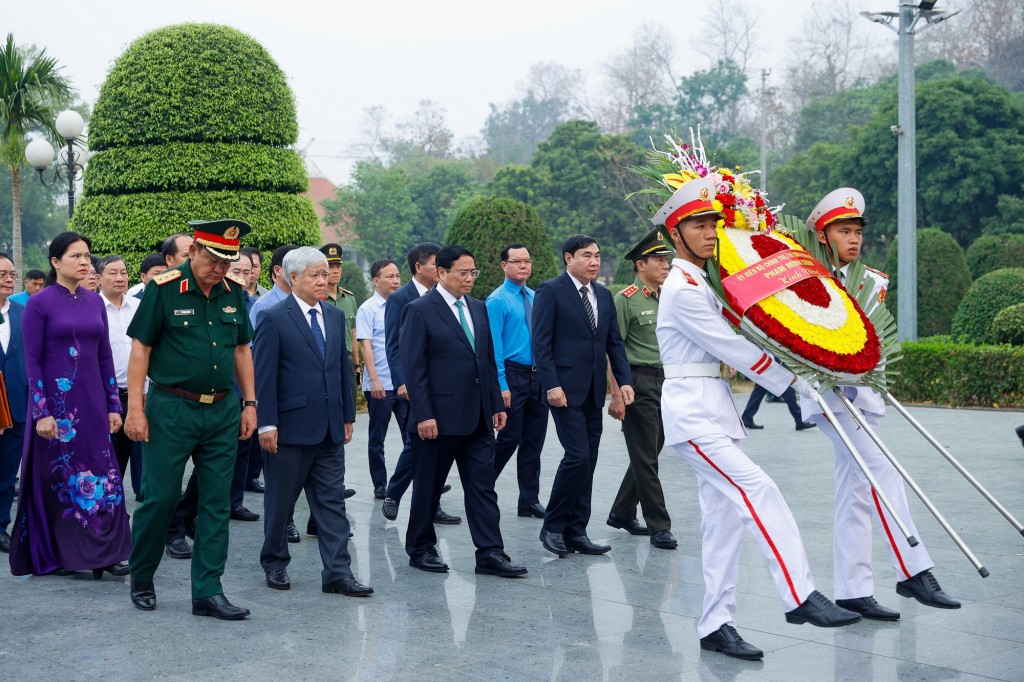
[[303, 156, 358, 249]]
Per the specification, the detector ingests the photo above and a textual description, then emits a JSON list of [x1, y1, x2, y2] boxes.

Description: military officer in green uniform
[[605, 228, 678, 550], [125, 219, 257, 620], [320, 243, 359, 398]]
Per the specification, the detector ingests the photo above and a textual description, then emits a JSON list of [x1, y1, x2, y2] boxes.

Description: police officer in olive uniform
[[125, 219, 258, 620], [320, 243, 359, 387], [606, 229, 678, 550]]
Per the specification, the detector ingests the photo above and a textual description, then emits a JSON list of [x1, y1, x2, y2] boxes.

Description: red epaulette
[[621, 284, 639, 298], [864, 265, 888, 278], [683, 271, 698, 286]]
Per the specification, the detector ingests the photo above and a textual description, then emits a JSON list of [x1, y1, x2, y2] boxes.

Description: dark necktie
[[580, 285, 596, 333], [309, 309, 326, 358], [521, 287, 532, 333], [455, 300, 475, 351]]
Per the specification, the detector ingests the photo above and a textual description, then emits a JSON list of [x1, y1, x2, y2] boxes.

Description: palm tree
[[0, 33, 73, 290]]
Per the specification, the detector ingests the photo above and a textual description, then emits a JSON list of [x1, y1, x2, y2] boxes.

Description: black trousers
[[494, 364, 549, 507], [742, 385, 803, 426], [543, 385, 603, 537]]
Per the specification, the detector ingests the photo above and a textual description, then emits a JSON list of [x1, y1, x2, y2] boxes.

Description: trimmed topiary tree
[[72, 23, 320, 276], [964, 234, 1024, 280], [884, 228, 972, 337], [951, 268, 1024, 344], [991, 303, 1024, 346], [444, 196, 558, 296]]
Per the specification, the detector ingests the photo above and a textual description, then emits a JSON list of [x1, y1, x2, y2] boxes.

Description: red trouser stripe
[[688, 440, 802, 605], [871, 488, 911, 579]]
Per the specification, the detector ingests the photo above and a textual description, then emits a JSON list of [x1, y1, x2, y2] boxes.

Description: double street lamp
[[24, 109, 89, 219]]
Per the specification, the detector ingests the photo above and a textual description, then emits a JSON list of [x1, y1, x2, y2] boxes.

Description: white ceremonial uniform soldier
[[654, 177, 860, 661], [802, 188, 960, 619]]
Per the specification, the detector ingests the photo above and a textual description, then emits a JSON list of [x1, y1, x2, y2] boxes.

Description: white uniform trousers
[[674, 434, 816, 638], [810, 411, 933, 600]]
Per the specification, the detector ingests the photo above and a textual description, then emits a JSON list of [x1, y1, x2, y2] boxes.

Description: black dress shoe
[[373, 485, 387, 500], [230, 506, 260, 522], [166, 538, 192, 559], [785, 590, 861, 627], [93, 562, 131, 579], [409, 549, 449, 573], [306, 519, 318, 537], [131, 578, 156, 611], [0, 530, 11, 553], [476, 552, 528, 578], [441, 484, 452, 494], [743, 421, 764, 430], [565, 535, 611, 555], [433, 508, 462, 525], [836, 596, 900, 621], [382, 497, 399, 520], [896, 570, 961, 609], [344, 488, 356, 499], [265, 569, 290, 590], [517, 502, 545, 518], [650, 529, 678, 549], [192, 594, 250, 620], [606, 513, 649, 535], [699, 624, 763, 660], [245, 478, 265, 493], [795, 421, 817, 431], [285, 522, 300, 543], [540, 529, 568, 557], [323, 576, 374, 596]]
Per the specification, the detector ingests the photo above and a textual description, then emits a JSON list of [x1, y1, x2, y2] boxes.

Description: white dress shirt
[[0, 299, 10, 354], [293, 293, 327, 344], [412, 278, 431, 298], [100, 292, 139, 389], [436, 285, 475, 338], [567, 273, 599, 327]]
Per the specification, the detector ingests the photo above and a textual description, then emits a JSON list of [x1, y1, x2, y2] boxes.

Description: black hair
[[161, 233, 190, 260], [236, 250, 254, 266], [406, 242, 441, 274], [24, 269, 45, 280], [240, 245, 263, 265], [96, 254, 125, 275], [139, 253, 165, 275], [370, 259, 397, 279], [500, 243, 528, 262], [436, 245, 473, 271], [46, 231, 92, 286], [562, 234, 598, 258], [270, 244, 299, 273]]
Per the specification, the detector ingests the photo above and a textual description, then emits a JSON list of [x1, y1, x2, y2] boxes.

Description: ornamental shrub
[[339, 264, 369, 307], [991, 303, 1024, 346], [893, 338, 1024, 407], [73, 23, 320, 276], [444, 196, 558, 296], [964, 234, 1024, 279], [951, 268, 1024, 344], [883, 228, 971, 337]]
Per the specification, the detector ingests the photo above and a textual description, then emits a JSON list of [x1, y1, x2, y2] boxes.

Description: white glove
[[792, 376, 821, 402]]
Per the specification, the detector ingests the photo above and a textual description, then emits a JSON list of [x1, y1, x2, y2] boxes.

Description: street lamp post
[[860, 1, 958, 342], [24, 109, 88, 219]]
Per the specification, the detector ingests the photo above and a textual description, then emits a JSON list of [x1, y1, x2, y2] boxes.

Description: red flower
[[717, 193, 737, 208], [745, 303, 880, 374], [748, 235, 829, 308]]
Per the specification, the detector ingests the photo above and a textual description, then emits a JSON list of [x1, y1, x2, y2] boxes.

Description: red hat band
[[194, 227, 240, 251], [667, 198, 718, 228], [815, 206, 862, 232]]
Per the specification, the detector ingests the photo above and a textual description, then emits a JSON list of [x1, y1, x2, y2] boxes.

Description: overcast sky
[[7, 0, 893, 184]]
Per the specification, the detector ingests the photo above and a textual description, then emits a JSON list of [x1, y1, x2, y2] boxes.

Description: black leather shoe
[[265, 569, 290, 590], [382, 497, 399, 520], [650, 529, 678, 549], [896, 570, 961, 609], [0, 530, 11, 553], [743, 421, 764, 430], [441, 484, 452, 495], [785, 590, 861, 627], [323, 576, 374, 596], [699, 623, 763, 660], [433, 508, 462, 525], [373, 485, 387, 500], [130, 578, 156, 611], [245, 478, 265, 493], [230, 506, 259, 522], [517, 502, 545, 518], [476, 552, 528, 577], [306, 519, 318, 537], [166, 538, 192, 559], [192, 594, 250, 620], [409, 549, 449, 573], [836, 596, 900, 621], [285, 522, 300, 543], [565, 535, 611, 555], [540, 529, 568, 557], [606, 513, 649, 536], [93, 562, 131, 579], [344, 488, 356, 499], [795, 421, 817, 431]]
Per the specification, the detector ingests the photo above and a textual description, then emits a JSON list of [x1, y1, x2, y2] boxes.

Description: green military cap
[[625, 227, 674, 262], [319, 243, 343, 264], [188, 219, 252, 261]]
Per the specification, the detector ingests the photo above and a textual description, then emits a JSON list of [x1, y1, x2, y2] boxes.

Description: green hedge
[[964, 234, 1024, 279], [84, 142, 307, 195], [893, 339, 1024, 407], [991, 303, 1024, 346], [951, 268, 1024, 343], [88, 24, 297, 150]]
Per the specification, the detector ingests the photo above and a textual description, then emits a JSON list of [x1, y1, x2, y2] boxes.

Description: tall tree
[[0, 33, 73, 288], [599, 24, 676, 133], [482, 92, 569, 166], [322, 162, 418, 262]]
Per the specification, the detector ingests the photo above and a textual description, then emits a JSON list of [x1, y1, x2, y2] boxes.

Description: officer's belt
[[505, 360, 538, 373], [663, 362, 722, 379], [630, 365, 664, 379], [153, 382, 230, 405]]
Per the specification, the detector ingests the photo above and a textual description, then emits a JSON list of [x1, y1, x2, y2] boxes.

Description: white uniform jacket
[[658, 258, 794, 445]]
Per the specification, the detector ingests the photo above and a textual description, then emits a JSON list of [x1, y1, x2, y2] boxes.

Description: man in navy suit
[[0, 253, 27, 553], [533, 234, 634, 557], [400, 245, 526, 578], [253, 247, 372, 596], [380, 242, 459, 525]]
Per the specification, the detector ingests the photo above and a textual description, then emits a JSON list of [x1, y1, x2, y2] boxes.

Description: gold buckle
[[199, 393, 215, 404]]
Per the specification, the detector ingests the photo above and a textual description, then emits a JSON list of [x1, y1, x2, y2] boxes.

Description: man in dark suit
[[380, 242, 459, 525], [0, 254, 27, 553], [400, 245, 526, 578], [253, 247, 372, 597], [533, 234, 634, 557]]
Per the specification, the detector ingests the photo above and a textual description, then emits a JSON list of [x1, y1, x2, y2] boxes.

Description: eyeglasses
[[505, 259, 532, 265], [451, 269, 480, 279], [0, 271, 15, 280]]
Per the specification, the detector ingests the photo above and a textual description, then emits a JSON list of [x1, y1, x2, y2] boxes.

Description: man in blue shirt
[[486, 243, 549, 519], [8, 269, 44, 306], [248, 245, 297, 330]]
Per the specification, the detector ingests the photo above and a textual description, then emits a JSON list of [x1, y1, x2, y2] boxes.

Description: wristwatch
[[242, 400, 258, 408]]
